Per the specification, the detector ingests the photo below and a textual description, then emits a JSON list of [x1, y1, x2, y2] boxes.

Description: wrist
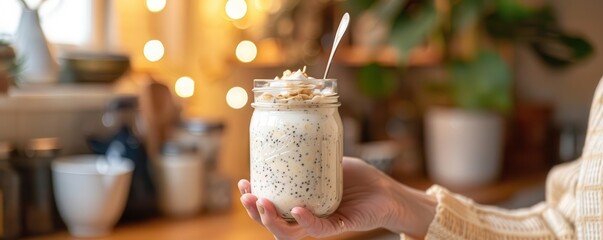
[[384, 180, 437, 239]]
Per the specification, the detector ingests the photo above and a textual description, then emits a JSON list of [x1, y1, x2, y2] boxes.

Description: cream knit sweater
[[412, 77, 603, 240]]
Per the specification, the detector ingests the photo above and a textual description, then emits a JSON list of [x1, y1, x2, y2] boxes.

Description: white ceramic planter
[[425, 108, 504, 188]]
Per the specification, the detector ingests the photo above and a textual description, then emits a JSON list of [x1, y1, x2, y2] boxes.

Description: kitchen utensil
[[87, 96, 157, 221], [139, 79, 180, 160], [323, 12, 349, 79]]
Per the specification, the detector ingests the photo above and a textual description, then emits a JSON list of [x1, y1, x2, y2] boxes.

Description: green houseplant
[[345, 0, 593, 187], [347, 0, 593, 108], [0, 37, 19, 93]]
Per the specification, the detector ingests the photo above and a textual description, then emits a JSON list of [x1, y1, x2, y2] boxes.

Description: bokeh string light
[[143, 39, 164, 62], [175, 76, 195, 98], [146, 0, 166, 13], [226, 86, 248, 109], [235, 40, 257, 63], [225, 0, 247, 20], [226, 1, 260, 109]]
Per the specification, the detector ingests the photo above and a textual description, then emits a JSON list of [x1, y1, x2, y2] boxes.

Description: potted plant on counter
[[345, 0, 593, 187], [0, 38, 19, 94]]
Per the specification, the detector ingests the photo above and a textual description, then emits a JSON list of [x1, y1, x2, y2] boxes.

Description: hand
[[238, 157, 410, 240]]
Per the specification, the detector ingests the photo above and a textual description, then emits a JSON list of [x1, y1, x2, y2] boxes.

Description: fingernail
[[338, 217, 345, 228], [239, 188, 247, 195], [291, 210, 300, 219], [257, 202, 265, 215]]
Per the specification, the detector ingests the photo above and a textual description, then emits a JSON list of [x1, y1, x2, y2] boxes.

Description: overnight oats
[[250, 68, 343, 220]]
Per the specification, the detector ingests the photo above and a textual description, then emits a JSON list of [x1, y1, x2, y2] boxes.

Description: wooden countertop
[[398, 170, 549, 205], [28, 171, 548, 240], [28, 202, 387, 240]]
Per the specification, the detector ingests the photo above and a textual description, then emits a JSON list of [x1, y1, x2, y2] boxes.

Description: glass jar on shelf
[[0, 141, 21, 239], [15, 138, 61, 236]]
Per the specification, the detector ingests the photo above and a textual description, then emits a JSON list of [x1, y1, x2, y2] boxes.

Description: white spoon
[[323, 12, 350, 79]]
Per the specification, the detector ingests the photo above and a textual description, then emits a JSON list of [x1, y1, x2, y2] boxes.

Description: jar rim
[[252, 78, 337, 81], [252, 78, 339, 107], [252, 78, 337, 92], [251, 102, 341, 109]]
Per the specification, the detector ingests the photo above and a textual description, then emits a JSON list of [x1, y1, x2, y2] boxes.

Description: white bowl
[[51, 155, 133, 238]]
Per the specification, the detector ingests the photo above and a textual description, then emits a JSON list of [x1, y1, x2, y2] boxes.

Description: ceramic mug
[[51, 155, 133, 237], [155, 152, 205, 217]]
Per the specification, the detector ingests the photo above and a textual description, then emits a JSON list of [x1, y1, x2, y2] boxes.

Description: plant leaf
[[357, 63, 399, 99], [494, 0, 534, 22], [485, 6, 556, 41], [389, 1, 439, 62], [373, 0, 408, 22], [450, 50, 511, 112], [451, 0, 485, 32], [343, 0, 379, 17], [530, 33, 594, 68]]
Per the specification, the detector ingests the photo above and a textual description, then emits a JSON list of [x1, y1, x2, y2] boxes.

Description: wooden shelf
[[336, 45, 443, 68], [222, 45, 443, 69]]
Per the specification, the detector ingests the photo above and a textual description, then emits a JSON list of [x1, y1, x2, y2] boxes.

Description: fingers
[[342, 156, 363, 163], [239, 179, 261, 222], [291, 207, 346, 238], [256, 198, 306, 240], [238, 179, 308, 240], [238, 179, 251, 195], [240, 193, 261, 223]]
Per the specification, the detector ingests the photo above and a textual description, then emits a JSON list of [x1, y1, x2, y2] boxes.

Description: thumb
[[291, 207, 346, 238]]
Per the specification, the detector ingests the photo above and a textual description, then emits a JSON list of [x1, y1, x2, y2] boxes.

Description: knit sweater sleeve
[[421, 185, 574, 240], [417, 157, 583, 240]]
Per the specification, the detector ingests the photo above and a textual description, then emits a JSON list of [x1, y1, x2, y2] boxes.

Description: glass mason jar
[[0, 142, 21, 239], [250, 78, 343, 220]]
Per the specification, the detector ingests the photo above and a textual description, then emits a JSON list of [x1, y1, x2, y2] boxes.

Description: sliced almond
[[288, 90, 300, 96], [259, 93, 274, 102], [300, 89, 313, 95], [299, 94, 312, 100]]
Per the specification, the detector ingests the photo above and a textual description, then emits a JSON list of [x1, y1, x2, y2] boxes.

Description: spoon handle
[[323, 12, 350, 79]]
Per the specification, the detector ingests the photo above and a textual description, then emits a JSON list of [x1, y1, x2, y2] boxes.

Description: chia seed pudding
[[250, 68, 343, 220]]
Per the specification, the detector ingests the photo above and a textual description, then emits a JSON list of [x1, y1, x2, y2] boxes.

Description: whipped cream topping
[[255, 66, 338, 105], [274, 66, 315, 80]]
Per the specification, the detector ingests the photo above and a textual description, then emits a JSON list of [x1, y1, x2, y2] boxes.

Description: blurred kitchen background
[[0, 0, 602, 239]]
